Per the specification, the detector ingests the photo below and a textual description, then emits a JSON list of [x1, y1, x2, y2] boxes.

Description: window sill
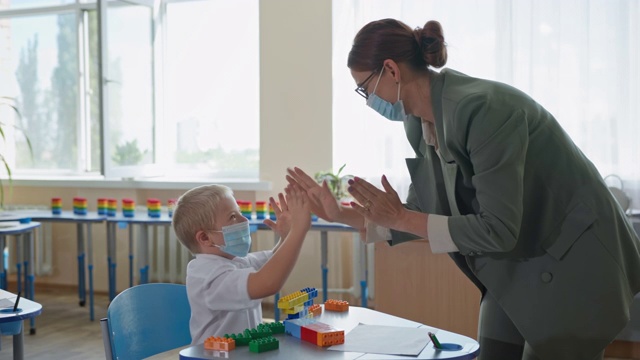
[[7, 176, 272, 191]]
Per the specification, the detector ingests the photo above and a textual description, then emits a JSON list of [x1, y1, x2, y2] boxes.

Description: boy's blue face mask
[[366, 67, 407, 122], [213, 221, 252, 257]]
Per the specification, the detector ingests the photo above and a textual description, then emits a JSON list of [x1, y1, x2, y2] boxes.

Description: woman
[[287, 19, 640, 360]]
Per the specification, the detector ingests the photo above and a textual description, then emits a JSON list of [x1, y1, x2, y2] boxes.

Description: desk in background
[[0, 222, 41, 336], [3, 210, 105, 321], [105, 216, 369, 320], [178, 306, 479, 359], [0, 289, 43, 360]]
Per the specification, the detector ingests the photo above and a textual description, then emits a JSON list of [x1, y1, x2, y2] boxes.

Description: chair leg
[[100, 318, 114, 360]]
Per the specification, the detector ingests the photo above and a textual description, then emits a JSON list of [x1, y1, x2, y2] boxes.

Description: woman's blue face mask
[[366, 68, 407, 122]]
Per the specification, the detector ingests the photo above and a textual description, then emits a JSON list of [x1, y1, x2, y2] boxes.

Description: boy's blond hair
[[172, 184, 234, 254]]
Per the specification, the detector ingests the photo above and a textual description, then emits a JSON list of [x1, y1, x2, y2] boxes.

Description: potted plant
[[314, 164, 354, 202]]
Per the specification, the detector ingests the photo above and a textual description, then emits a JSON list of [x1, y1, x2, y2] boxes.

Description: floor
[[0, 285, 633, 360]]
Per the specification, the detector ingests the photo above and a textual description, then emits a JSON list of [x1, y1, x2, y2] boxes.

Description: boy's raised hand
[[263, 192, 292, 239], [285, 183, 311, 233]]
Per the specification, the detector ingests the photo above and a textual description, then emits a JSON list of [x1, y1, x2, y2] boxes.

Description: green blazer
[[390, 68, 640, 359]]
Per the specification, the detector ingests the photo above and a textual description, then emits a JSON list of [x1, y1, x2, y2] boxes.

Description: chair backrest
[[103, 283, 191, 359]]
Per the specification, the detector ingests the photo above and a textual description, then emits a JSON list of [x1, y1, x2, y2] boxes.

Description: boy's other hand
[[285, 183, 311, 233], [263, 192, 291, 239]]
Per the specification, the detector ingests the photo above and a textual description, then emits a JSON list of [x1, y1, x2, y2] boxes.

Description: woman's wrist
[[394, 209, 429, 239]]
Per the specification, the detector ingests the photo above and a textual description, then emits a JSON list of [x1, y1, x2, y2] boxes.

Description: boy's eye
[[230, 214, 237, 220]]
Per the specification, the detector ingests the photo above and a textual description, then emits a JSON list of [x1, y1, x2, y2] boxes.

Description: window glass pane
[[106, 3, 153, 168], [0, 0, 76, 10], [165, 0, 259, 179], [0, 13, 80, 172]]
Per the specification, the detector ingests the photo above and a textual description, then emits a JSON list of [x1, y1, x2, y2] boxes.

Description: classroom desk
[[5, 210, 106, 321], [0, 289, 43, 360], [178, 306, 480, 359], [105, 216, 368, 320], [0, 222, 41, 335]]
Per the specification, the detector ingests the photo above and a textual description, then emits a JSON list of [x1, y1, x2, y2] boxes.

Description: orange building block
[[309, 304, 322, 317], [324, 299, 349, 312], [204, 336, 236, 351]]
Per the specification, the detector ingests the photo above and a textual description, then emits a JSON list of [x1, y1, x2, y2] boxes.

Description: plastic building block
[[309, 304, 322, 317], [204, 336, 235, 351], [301, 322, 345, 347], [51, 197, 62, 215], [324, 299, 349, 312], [286, 308, 309, 319], [147, 198, 161, 218], [122, 198, 135, 217], [300, 287, 318, 300], [224, 332, 252, 346], [73, 197, 88, 215], [282, 303, 305, 315], [237, 200, 253, 219], [107, 198, 118, 216], [265, 321, 285, 334], [249, 336, 279, 353], [168, 198, 177, 217], [243, 325, 272, 339], [277, 291, 309, 309], [97, 198, 107, 215], [283, 318, 316, 339], [255, 201, 267, 220]]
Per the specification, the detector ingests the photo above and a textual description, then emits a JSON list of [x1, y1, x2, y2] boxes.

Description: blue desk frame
[[7, 210, 106, 321]]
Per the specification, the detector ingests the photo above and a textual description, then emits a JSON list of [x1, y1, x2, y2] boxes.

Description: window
[[0, 0, 260, 180], [332, 0, 640, 205]]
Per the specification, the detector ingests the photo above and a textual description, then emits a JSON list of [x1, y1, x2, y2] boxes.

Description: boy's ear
[[195, 230, 211, 247]]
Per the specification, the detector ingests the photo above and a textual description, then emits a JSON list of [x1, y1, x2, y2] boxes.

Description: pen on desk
[[428, 332, 442, 349], [13, 291, 21, 312]]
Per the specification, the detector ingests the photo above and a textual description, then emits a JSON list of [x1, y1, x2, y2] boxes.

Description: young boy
[[172, 183, 311, 345]]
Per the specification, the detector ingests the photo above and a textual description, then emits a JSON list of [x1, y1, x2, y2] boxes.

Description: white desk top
[[0, 221, 41, 235], [0, 289, 42, 323], [178, 306, 479, 360]]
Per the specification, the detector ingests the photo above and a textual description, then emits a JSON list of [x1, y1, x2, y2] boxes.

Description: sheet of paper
[[0, 298, 14, 308], [327, 324, 431, 356]]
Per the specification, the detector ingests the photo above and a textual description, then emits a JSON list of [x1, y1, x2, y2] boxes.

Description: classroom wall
[[2, 0, 358, 304]]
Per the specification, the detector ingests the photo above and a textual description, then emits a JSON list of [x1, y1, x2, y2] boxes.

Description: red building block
[[300, 321, 345, 347]]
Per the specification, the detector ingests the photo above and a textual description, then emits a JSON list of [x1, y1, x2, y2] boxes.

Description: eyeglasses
[[355, 70, 378, 99]]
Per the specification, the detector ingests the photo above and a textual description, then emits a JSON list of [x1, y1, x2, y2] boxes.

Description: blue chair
[[100, 283, 191, 359]]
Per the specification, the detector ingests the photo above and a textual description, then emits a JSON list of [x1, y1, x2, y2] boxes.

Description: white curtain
[[332, 0, 640, 210]]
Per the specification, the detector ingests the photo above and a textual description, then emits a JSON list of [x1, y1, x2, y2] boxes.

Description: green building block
[[244, 325, 273, 339], [224, 332, 252, 346], [249, 336, 279, 353], [266, 321, 285, 334]]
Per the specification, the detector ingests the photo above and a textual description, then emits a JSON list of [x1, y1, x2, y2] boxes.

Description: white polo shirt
[[186, 250, 272, 345]]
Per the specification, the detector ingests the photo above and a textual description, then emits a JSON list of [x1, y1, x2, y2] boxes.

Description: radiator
[[146, 224, 190, 283]]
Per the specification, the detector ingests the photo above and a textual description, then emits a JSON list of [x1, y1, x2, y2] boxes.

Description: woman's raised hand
[[286, 167, 341, 222]]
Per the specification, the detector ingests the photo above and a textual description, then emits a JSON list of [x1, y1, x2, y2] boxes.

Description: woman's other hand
[[348, 175, 406, 229], [286, 167, 341, 222]]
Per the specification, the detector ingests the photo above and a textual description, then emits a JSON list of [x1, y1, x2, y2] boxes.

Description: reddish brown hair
[[347, 19, 447, 72]]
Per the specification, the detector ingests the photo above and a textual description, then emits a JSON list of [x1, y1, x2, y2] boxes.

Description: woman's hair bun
[[413, 20, 447, 68]]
